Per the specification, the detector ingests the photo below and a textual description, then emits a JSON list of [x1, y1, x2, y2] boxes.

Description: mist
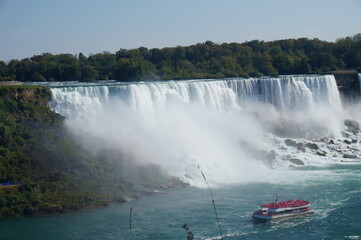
[[50, 75, 356, 186]]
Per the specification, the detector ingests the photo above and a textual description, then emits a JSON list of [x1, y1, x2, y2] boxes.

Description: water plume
[[49, 75, 347, 185]]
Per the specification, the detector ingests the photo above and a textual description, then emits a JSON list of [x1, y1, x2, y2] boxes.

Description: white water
[[49, 75, 358, 185]]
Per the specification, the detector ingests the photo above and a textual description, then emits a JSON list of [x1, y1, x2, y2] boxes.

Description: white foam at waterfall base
[[63, 91, 267, 186], [49, 75, 353, 186]]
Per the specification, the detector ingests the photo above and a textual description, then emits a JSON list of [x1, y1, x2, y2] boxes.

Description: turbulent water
[[5, 75, 360, 239]]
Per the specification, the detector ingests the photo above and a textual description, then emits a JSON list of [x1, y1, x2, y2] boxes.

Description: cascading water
[[48, 75, 350, 185], [51, 75, 341, 116]]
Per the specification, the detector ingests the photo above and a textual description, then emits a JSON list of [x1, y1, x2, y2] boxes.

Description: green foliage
[[0, 33, 360, 82], [0, 86, 175, 217]]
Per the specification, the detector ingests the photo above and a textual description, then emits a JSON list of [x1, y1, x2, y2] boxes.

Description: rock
[[344, 119, 360, 133], [298, 147, 306, 153], [296, 142, 306, 152], [316, 151, 327, 156], [306, 143, 319, 150], [285, 139, 298, 148], [347, 146, 359, 152], [297, 142, 305, 148], [352, 139, 358, 143], [289, 158, 305, 165], [320, 137, 330, 143], [343, 153, 358, 159], [328, 140, 335, 144], [344, 140, 352, 145]]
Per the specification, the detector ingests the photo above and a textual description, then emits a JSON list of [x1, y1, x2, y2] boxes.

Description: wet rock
[[285, 139, 298, 148], [344, 139, 352, 145], [320, 137, 330, 143], [296, 142, 306, 152], [297, 142, 305, 148], [343, 153, 358, 159], [344, 119, 360, 133], [298, 147, 306, 153], [289, 158, 305, 165], [328, 140, 335, 144], [316, 151, 327, 157], [352, 139, 358, 143], [306, 143, 319, 150], [346, 146, 359, 151]]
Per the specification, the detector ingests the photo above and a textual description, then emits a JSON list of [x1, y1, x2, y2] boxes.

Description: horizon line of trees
[[0, 33, 360, 82]]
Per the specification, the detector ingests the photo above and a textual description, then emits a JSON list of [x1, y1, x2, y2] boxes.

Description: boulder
[[289, 158, 305, 165], [328, 140, 335, 144], [316, 151, 327, 157], [306, 143, 319, 150], [285, 139, 298, 148], [344, 139, 352, 145], [343, 153, 358, 159]]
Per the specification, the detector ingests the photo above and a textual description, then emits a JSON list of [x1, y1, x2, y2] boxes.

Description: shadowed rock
[[289, 158, 305, 165]]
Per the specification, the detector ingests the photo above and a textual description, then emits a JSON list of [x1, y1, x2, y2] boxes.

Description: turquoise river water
[[1, 164, 360, 240]]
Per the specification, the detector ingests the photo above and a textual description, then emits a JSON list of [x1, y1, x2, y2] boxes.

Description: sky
[[0, 0, 360, 61]]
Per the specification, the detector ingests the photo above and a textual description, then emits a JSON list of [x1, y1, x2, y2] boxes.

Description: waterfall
[[48, 75, 345, 184], [359, 73, 361, 94], [50, 75, 341, 119]]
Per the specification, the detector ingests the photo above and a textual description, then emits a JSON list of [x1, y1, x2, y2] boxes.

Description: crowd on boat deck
[[261, 200, 310, 209]]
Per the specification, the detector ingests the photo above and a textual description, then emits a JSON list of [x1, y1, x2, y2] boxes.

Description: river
[[3, 75, 360, 239]]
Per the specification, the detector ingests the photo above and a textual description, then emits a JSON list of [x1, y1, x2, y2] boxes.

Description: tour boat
[[252, 199, 314, 221]]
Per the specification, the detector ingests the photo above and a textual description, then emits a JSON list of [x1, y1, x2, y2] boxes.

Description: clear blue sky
[[0, 0, 360, 61]]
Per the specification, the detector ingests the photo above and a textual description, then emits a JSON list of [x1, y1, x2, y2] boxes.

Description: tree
[[80, 65, 99, 82], [0, 61, 7, 79]]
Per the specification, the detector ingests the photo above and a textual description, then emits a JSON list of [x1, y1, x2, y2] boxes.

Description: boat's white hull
[[252, 209, 314, 221]]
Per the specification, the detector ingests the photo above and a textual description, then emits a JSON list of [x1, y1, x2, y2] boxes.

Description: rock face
[[333, 70, 360, 99]]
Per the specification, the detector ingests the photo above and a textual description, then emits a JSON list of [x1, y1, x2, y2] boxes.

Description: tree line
[[0, 33, 360, 82]]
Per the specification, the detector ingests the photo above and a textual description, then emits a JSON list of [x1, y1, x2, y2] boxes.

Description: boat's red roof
[[261, 199, 310, 209]]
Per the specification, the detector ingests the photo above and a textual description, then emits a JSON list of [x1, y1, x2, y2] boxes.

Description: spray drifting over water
[[50, 75, 349, 185]]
